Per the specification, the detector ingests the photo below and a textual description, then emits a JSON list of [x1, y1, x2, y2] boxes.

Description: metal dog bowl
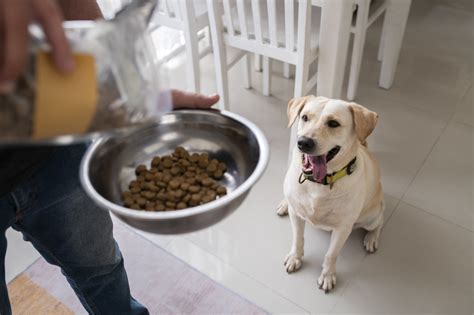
[[80, 110, 269, 234]]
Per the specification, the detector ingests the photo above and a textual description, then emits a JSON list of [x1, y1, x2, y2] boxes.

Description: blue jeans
[[0, 144, 148, 315]]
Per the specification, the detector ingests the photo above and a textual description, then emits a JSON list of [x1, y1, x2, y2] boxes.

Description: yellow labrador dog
[[277, 96, 384, 293]]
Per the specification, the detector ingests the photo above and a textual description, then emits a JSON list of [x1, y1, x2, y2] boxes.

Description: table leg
[[379, 0, 412, 89], [316, 0, 353, 99]]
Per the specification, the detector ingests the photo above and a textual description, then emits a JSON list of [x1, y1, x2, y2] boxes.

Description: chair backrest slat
[[284, 0, 294, 52], [236, 0, 249, 38], [250, 0, 263, 43], [223, 0, 235, 36], [267, 0, 278, 46]]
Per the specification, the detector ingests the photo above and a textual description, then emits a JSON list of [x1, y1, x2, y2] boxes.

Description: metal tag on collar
[[298, 172, 307, 184]]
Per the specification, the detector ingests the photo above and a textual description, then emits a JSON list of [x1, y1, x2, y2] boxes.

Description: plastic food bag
[[0, 0, 171, 144]]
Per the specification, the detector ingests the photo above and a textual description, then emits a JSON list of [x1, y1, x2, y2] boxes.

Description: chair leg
[[379, 0, 412, 89], [242, 54, 251, 89], [207, 0, 229, 110], [183, 29, 200, 92], [283, 63, 292, 78], [347, 1, 370, 101], [263, 56, 272, 96], [254, 54, 262, 72], [181, 0, 200, 92], [377, 15, 386, 62]]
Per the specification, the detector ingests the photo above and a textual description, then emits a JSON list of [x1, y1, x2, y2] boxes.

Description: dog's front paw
[[317, 271, 336, 293], [284, 253, 302, 273], [364, 230, 379, 253], [276, 200, 289, 216]]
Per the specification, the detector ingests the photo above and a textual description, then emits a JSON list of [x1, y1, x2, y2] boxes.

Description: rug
[[9, 220, 265, 314]]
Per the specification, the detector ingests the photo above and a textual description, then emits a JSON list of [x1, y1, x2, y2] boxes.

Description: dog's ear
[[287, 96, 310, 127], [349, 103, 378, 145]]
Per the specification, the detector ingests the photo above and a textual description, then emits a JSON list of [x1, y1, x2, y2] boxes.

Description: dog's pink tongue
[[308, 155, 327, 182]]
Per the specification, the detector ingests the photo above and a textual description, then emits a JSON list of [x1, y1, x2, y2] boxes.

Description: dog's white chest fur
[[284, 158, 363, 230]]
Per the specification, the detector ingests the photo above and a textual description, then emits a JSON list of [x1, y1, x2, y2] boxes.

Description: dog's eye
[[301, 115, 308, 122], [327, 120, 340, 128]]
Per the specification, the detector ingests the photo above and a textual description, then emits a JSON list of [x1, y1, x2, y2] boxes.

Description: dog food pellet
[[135, 165, 147, 175], [216, 186, 227, 195], [122, 147, 228, 211]]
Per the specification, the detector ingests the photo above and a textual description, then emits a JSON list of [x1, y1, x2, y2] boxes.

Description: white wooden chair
[[150, 0, 212, 92], [206, 0, 319, 111], [347, 0, 388, 101]]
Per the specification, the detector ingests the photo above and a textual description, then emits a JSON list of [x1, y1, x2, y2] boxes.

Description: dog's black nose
[[297, 137, 316, 153]]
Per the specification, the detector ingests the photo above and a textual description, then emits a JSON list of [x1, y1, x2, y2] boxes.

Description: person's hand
[[171, 89, 220, 109], [0, 0, 74, 94]]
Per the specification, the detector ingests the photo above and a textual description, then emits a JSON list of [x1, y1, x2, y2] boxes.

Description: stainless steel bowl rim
[[80, 110, 269, 220]]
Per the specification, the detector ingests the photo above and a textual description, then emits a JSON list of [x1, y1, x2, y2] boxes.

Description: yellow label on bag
[[33, 52, 97, 139]]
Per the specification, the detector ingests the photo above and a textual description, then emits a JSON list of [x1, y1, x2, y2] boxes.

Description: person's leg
[[10, 144, 148, 315], [0, 195, 17, 315]]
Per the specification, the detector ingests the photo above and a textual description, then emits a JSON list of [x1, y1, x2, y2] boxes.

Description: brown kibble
[[169, 179, 180, 189], [165, 201, 176, 208], [189, 153, 199, 163], [130, 186, 141, 194], [191, 193, 202, 203], [213, 170, 224, 179], [128, 148, 228, 211], [156, 181, 167, 189], [175, 147, 185, 154], [162, 174, 172, 183], [201, 178, 214, 187], [196, 173, 208, 182], [176, 202, 187, 210], [179, 159, 190, 167], [202, 195, 214, 203], [129, 180, 140, 187], [163, 159, 173, 168], [170, 166, 180, 175], [157, 192, 167, 201], [135, 164, 147, 175], [155, 204, 165, 211], [183, 194, 191, 203], [188, 185, 200, 193], [123, 197, 134, 207], [153, 172, 163, 181], [206, 163, 217, 173], [174, 189, 184, 199], [216, 186, 227, 195], [185, 177, 196, 185], [207, 190, 217, 200], [122, 191, 132, 199], [145, 191, 156, 200], [137, 197, 147, 206], [151, 156, 161, 167], [180, 182, 190, 191], [198, 158, 209, 168]]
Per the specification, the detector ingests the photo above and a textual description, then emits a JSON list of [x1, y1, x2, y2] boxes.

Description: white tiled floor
[[6, 0, 473, 313]]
